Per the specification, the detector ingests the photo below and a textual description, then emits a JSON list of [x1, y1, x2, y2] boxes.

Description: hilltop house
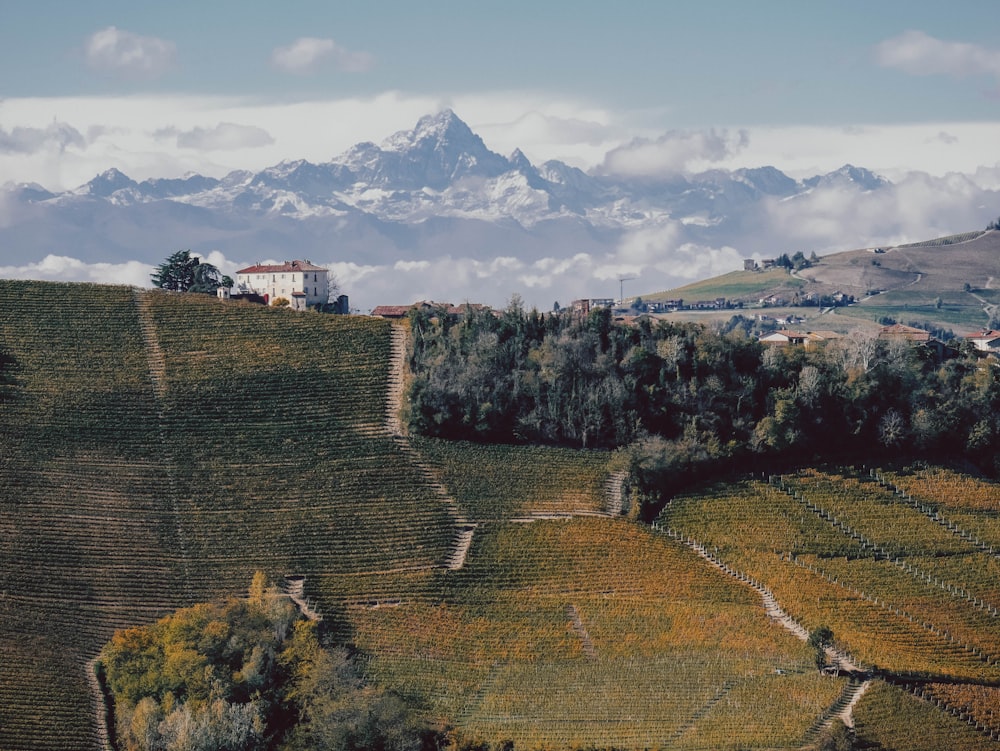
[[966, 329, 1000, 355], [758, 330, 843, 349], [878, 323, 931, 343], [234, 260, 330, 310]]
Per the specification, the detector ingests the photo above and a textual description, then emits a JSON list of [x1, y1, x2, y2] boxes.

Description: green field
[[2, 281, 1000, 750], [642, 229, 1000, 333], [645, 268, 804, 304]]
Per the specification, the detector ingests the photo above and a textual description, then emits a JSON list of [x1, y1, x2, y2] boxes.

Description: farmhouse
[[572, 298, 616, 315], [758, 330, 843, 349], [759, 330, 809, 347], [234, 260, 330, 310], [878, 323, 931, 343], [966, 328, 1000, 354]]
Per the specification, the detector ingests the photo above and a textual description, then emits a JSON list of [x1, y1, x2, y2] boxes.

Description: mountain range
[[0, 109, 950, 310]]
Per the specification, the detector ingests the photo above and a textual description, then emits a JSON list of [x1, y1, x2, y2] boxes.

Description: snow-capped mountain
[[41, 108, 883, 230], [2, 108, 939, 311]]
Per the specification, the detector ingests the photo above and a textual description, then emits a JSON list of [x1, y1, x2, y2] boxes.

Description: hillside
[[646, 229, 1000, 332], [2, 282, 1000, 750]]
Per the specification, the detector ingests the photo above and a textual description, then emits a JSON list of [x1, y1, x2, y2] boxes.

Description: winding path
[[384, 323, 475, 570], [134, 290, 192, 599], [659, 527, 863, 673]]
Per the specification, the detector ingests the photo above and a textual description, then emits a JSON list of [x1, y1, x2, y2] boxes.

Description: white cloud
[[0, 122, 85, 154], [271, 37, 374, 74], [928, 131, 958, 145], [763, 172, 998, 252], [600, 129, 748, 177], [0, 255, 152, 287], [156, 123, 275, 151], [875, 30, 1000, 80], [84, 26, 176, 79]]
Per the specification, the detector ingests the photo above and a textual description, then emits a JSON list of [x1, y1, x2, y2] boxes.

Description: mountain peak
[[804, 164, 889, 191], [81, 168, 138, 197], [374, 110, 511, 190], [383, 109, 478, 153]]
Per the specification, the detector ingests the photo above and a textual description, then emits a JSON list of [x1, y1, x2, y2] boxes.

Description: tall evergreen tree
[[151, 250, 233, 293]]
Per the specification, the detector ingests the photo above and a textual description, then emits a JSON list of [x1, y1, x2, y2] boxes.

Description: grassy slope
[[2, 281, 999, 750], [642, 229, 1000, 333]]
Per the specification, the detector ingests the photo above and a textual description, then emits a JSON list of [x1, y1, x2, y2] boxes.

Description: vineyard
[[1, 280, 1000, 750], [659, 466, 1000, 746]]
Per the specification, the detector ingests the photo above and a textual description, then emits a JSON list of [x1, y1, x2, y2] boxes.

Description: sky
[[1, 0, 999, 305]]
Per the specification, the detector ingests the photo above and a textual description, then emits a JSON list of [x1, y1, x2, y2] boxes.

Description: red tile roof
[[879, 323, 931, 341], [370, 305, 411, 318], [236, 260, 327, 274]]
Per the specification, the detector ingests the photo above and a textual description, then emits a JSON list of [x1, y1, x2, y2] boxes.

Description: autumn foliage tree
[[98, 574, 431, 751], [405, 306, 1000, 518]]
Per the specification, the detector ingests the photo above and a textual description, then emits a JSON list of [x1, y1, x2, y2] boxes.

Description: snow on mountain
[[802, 164, 890, 191], [0, 109, 914, 311], [36, 111, 891, 230]]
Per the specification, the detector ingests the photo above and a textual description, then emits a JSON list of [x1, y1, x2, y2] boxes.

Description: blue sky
[[2, 0, 999, 189], [1, 1, 999, 304], [2, 1, 998, 117]]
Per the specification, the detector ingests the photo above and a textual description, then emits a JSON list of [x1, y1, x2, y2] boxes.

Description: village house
[[966, 329, 1000, 355], [878, 323, 931, 343], [571, 298, 616, 315], [758, 330, 810, 347], [234, 260, 330, 310], [758, 330, 843, 349]]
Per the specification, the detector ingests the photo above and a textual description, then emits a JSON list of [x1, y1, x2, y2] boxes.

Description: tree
[[808, 625, 835, 670], [151, 250, 233, 294]]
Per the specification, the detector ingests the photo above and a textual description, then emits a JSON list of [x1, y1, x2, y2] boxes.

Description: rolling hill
[[645, 228, 1000, 333], [1, 281, 1000, 751]]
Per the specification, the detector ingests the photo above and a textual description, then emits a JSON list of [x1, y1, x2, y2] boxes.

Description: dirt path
[[384, 324, 475, 570], [658, 528, 873, 736], [282, 576, 322, 621], [134, 289, 167, 400], [837, 680, 872, 728], [657, 526, 863, 673], [566, 604, 596, 659], [385, 324, 407, 436], [86, 657, 114, 751], [604, 469, 626, 516], [133, 289, 192, 600]]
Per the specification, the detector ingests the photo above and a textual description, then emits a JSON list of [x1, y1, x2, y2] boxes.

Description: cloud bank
[[600, 129, 749, 177], [0, 122, 85, 155], [1, 163, 997, 315], [84, 26, 177, 79], [156, 123, 275, 151], [271, 37, 374, 74], [875, 30, 1000, 81]]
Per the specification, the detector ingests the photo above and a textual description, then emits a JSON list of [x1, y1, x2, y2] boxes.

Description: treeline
[[405, 303, 1000, 516], [98, 574, 434, 751]]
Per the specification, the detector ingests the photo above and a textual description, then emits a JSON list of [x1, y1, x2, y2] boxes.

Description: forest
[[405, 302, 1000, 517], [98, 574, 433, 751]]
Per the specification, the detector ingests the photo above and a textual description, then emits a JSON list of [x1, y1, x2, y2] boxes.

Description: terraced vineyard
[[2, 280, 1000, 750], [0, 282, 456, 750], [659, 466, 1000, 746]]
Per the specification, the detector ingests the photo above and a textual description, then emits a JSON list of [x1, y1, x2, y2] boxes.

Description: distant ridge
[[643, 228, 1000, 331], [0, 110, 900, 287]]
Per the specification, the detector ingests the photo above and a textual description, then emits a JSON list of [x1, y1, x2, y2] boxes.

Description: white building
[[967, 329, 1000, 354], [234, 260, 330, 310]]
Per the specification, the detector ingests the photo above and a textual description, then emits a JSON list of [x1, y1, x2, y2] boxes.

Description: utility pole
[[618, 276, 635, 306]]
